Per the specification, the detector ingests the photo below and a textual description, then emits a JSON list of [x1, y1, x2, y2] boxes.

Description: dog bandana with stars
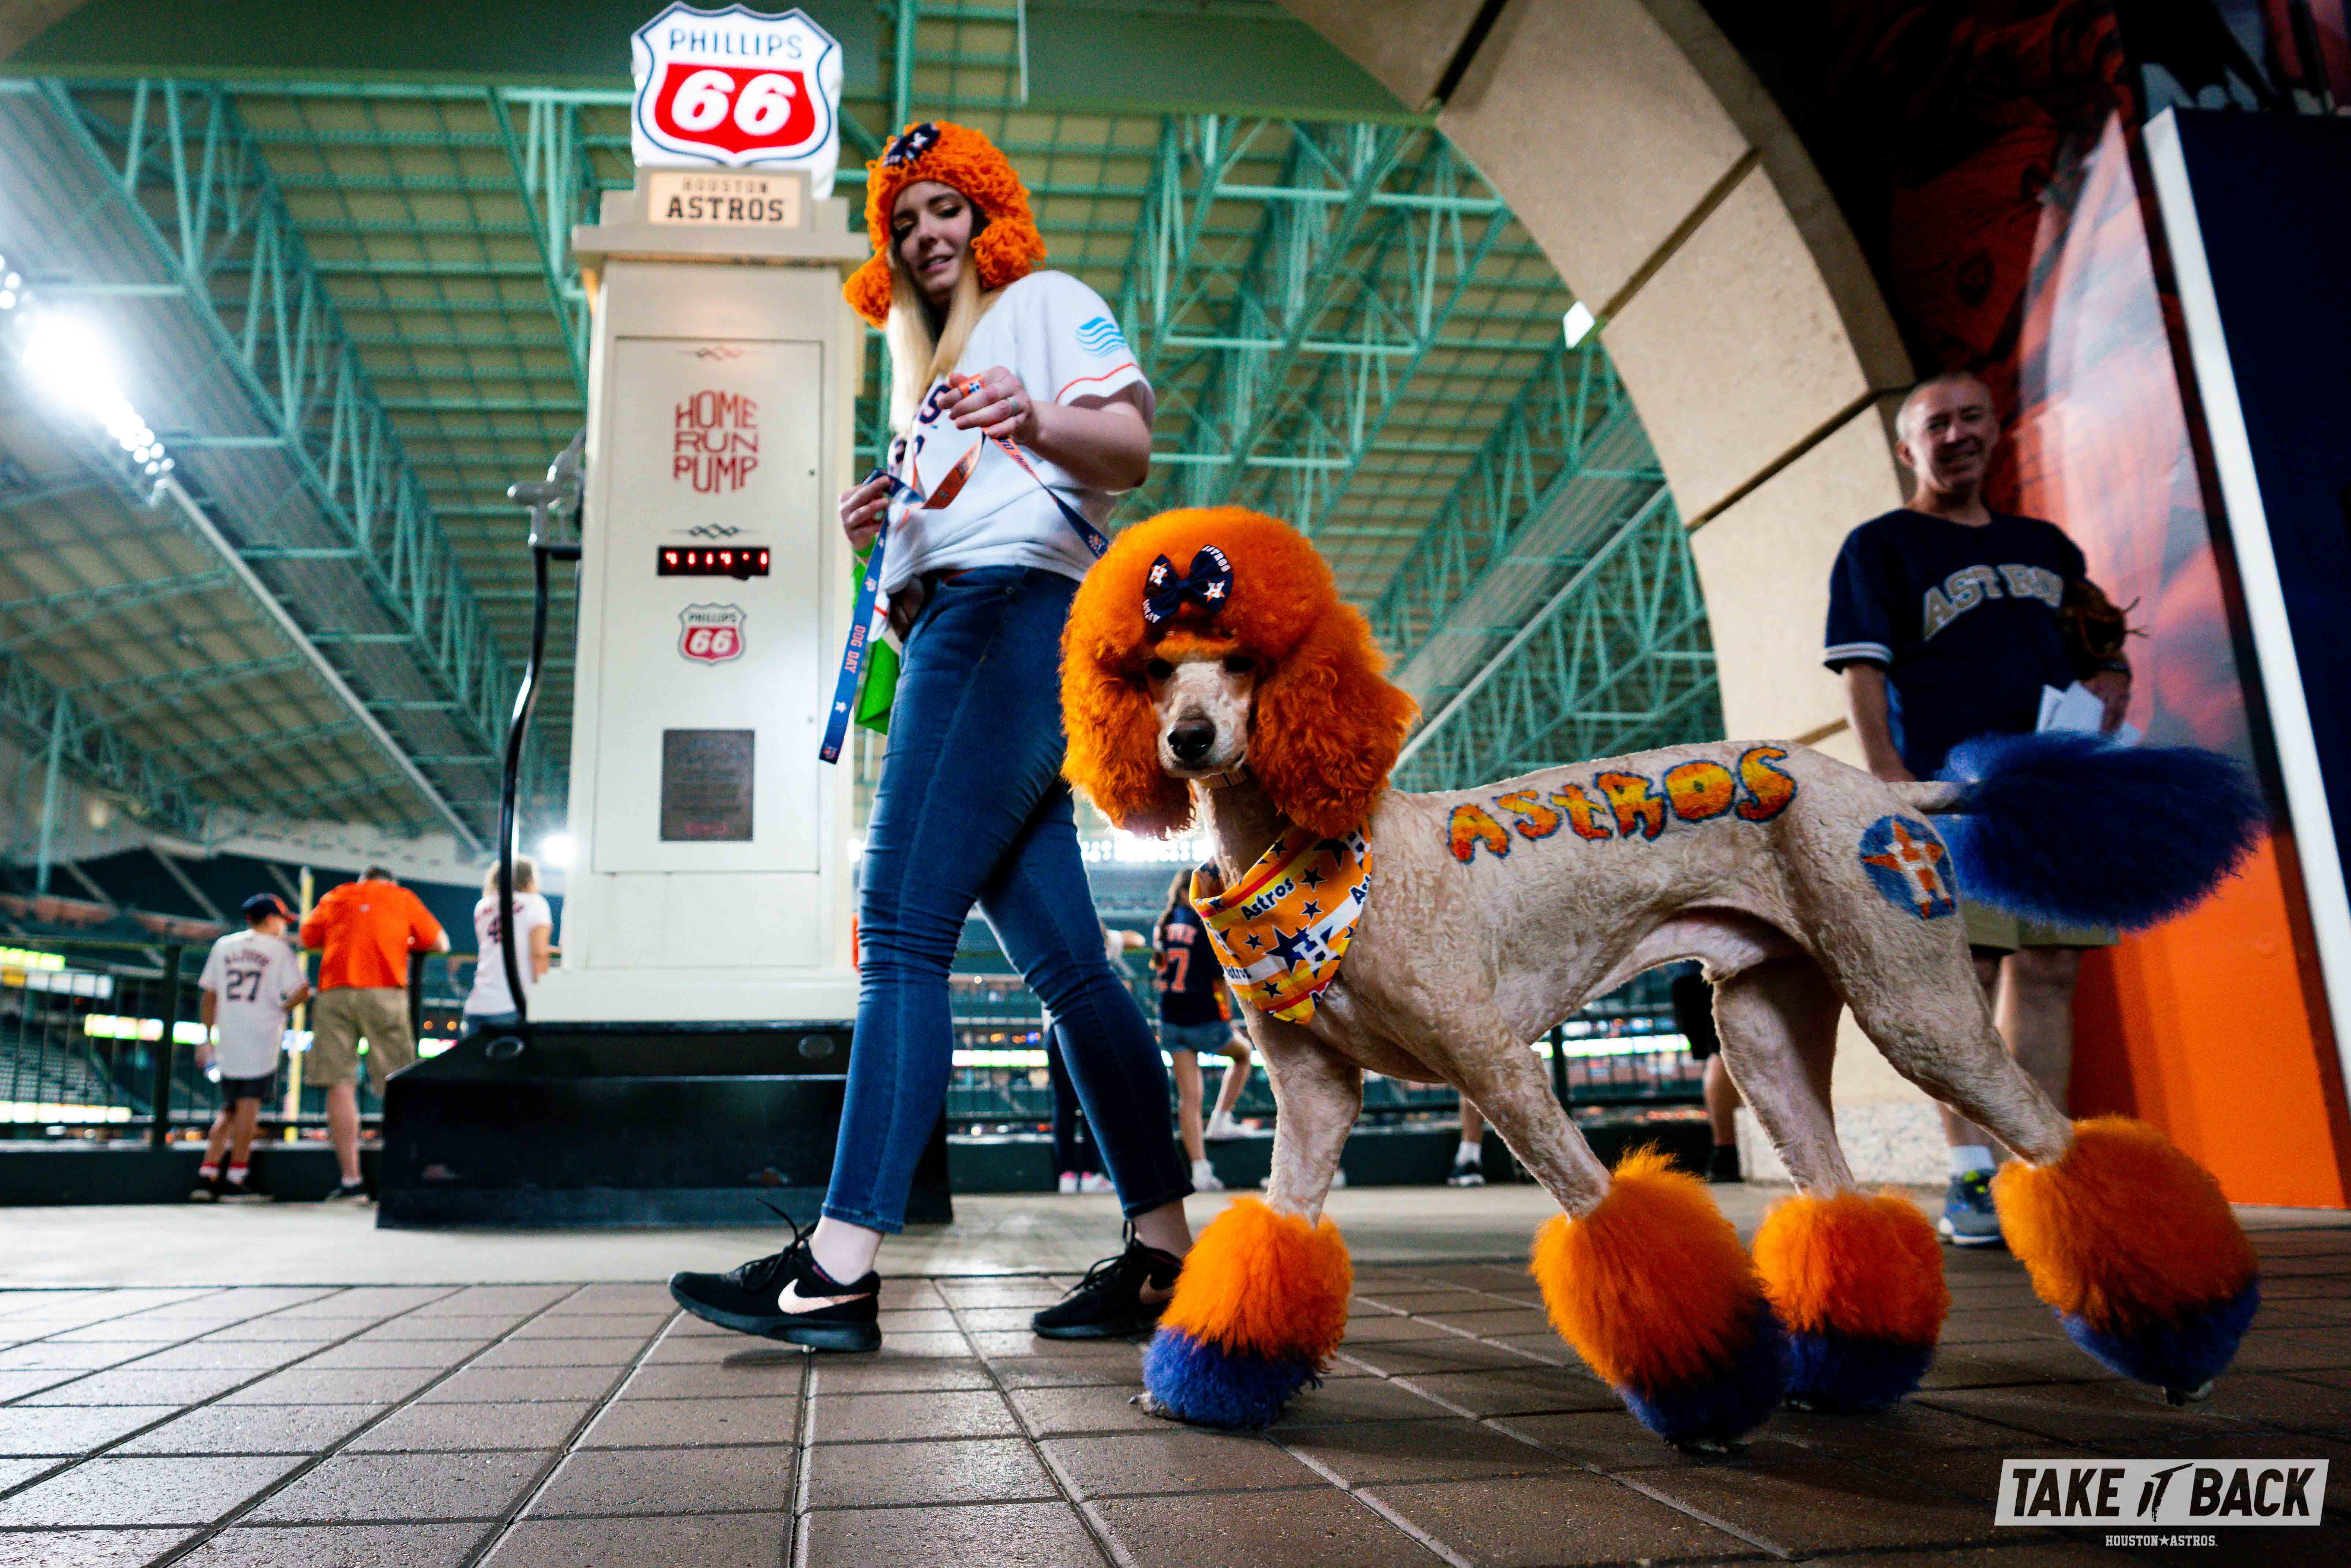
[[1190, 829, 1371, 1023]]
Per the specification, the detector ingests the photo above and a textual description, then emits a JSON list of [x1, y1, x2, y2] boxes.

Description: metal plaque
[[660, 729, 755, 842], [646, 169, 804, 228]]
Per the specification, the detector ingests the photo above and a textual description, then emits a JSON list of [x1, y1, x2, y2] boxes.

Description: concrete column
[[1280, 0, 1949, 1180]]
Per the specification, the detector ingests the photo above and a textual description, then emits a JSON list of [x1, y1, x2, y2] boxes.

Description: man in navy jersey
[[1154, 869, 1253, 1192], [1825, 371, 2131, 1248]]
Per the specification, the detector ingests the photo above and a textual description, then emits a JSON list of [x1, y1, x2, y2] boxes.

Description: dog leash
[[820, 378, 1110, 764]]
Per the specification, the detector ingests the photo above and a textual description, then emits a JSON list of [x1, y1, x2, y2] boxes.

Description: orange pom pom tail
[[1994, 1118, 2259, 1393], [1754, 1191, 1947, 1411], [1530, 1149, 1785, 1444]]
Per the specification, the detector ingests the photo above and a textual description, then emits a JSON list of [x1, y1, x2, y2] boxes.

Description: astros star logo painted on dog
[[1859, 815, 1958, 918]]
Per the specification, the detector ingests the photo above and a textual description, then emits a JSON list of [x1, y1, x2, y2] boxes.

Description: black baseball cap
[[242, 893, 296, 922]]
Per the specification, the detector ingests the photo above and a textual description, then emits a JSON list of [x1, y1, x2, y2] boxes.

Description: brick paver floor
[[0, 1221, 2343, 1565]]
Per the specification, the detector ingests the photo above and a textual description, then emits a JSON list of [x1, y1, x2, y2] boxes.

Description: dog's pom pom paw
[[1140, 1329, 1320, 1429], [1994, 1118, 2260, 1393], [2058, 1282, 2260, 1394], [1615, 1300, 1790, 1446], [1138, 1197, 1352, 1428], [1532, 1149, 1789, 1446], [1754, 1190, 1947, 1413]]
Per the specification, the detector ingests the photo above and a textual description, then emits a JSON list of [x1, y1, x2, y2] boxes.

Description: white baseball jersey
[[465, 892, 554, 1016], [198, 930, 306, 1079], [880, 270, 1150, 594]]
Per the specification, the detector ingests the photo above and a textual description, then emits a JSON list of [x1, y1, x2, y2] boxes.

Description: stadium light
[[1562, 302, 1596, 348], [12, 305, 175, 477], [536, 832, 577, 868]]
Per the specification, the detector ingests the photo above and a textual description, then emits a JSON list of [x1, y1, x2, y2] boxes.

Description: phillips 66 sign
[[631, 4, 844, 195]]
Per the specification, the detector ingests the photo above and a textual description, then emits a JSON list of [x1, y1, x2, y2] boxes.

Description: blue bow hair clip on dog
[[1143, 545, 1234, 635]]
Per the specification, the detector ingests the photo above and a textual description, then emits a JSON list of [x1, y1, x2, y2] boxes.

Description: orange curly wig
[[1061, 508, 1420, 841], [843, 119, 1048, 327]]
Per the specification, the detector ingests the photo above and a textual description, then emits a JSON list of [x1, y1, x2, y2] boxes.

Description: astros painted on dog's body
[[1062, 504, 2268, 1447]]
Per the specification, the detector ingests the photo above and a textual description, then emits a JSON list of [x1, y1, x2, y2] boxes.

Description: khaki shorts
[[1960, 898, 2116, 954], [308, 986, 415, 1091]]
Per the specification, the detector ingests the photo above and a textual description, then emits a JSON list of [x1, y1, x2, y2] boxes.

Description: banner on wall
[[631, 3, 844, 196]]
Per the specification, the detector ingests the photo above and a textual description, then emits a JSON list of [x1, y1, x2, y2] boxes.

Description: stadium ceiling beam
[[485, 88, 594, 391], [1369, 341, 1657, 689], [0, 651, 206, 838], [179, 719, 364, 784], [1392, 492, 1720, 791], [0, 569, 235, 655], [11, 79, 513, 835], [0, 469, 105, 511], [1, 334, 491, 846], [1182, 128, 1407, 505], [1122, 119, 1413, 510], [1254, 146, 1515, 538]]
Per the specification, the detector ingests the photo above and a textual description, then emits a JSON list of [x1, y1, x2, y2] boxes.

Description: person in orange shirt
[[300, 865, 448, 1201]]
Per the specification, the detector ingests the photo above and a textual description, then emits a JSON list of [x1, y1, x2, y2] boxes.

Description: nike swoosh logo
[[1138, 1280, 1176, 1306], [776, 1279, 873, 1314]]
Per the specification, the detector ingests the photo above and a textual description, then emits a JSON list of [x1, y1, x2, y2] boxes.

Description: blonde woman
[[672, 121, 1190, 1353], [461, 856, 551, 1031]]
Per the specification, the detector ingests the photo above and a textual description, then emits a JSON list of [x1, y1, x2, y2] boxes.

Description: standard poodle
[[1060, 505, 2267, 1447]]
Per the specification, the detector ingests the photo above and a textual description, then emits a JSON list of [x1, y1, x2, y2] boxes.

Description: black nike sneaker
[[1031, 1230, 1184, 1340], [669, 1219, 881, 1352]]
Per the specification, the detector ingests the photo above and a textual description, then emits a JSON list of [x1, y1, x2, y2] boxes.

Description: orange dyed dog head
[[1061, 508, 1419, 839]]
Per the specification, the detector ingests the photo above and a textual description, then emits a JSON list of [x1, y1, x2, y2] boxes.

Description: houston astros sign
[[631, 4, 844, 195]]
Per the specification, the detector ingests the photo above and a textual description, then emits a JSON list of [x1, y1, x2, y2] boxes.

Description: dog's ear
[[1250, 602, 1419, 839], [1060, 637, 1194, 838]]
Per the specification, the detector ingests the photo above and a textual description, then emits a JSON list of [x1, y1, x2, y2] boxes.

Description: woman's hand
[[946, 366, 1039, 444], [2086, 669, 2132, 733], [838, 472, 890, 551]]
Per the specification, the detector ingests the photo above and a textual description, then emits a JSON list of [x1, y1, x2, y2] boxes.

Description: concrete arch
[[1282, 0, 1915, 757], [1281, 0, 1942, 1170]]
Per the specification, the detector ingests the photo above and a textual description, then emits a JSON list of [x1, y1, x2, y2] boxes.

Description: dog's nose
[[1169, 722, 1216, 764]]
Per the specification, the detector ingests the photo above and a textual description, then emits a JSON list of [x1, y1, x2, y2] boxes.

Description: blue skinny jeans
[[823, 567, 1189, 1233]]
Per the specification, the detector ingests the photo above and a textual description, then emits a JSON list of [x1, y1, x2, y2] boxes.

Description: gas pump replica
[[379, 5, 951, 1226]]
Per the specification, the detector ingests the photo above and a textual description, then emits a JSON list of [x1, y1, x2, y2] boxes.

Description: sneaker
[[1058, 1170, 1079, 1195], [1706, 1145, 1742, 1184], [1032, 1230, 1183, 1339], [220, 1177, 266, 1203], [322, 1179, 369, 1204], [1190, 1159, 1225, 1193], [1446, 1156, 1485, 1188], [189, 1173, 222, 1203], [1204, 1110, 1243, 1142], [1077, 1172, 1115, 1195], [1938, 1169, 2004, 1248], [669, 1218, 881, 1351]]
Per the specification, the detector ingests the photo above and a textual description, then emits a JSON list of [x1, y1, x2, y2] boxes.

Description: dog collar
[[1197, 766, 1251, 790]]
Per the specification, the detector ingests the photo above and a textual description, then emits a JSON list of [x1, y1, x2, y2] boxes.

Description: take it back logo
[[1996, 1459, 2325, 1526]]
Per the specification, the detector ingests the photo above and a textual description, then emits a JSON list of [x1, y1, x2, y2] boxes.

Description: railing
[[0, 932, 478, 1144], [1, 929, 1700, 1147], [944, 960, 1701, 1133]]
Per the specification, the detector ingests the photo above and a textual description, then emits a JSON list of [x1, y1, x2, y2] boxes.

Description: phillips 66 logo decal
[[631, 4, 844, 194], [679, 603, 747, 665]]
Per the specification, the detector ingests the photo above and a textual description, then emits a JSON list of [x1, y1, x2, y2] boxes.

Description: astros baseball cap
[[242, 893, 296, 921]]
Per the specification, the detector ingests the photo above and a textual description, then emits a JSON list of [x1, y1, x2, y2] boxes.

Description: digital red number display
[[658, 546, 771, 581]]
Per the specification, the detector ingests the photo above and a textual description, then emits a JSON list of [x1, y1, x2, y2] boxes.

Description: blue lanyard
[[818, 468, 917, 766], [817, 432, 1109, 765]]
